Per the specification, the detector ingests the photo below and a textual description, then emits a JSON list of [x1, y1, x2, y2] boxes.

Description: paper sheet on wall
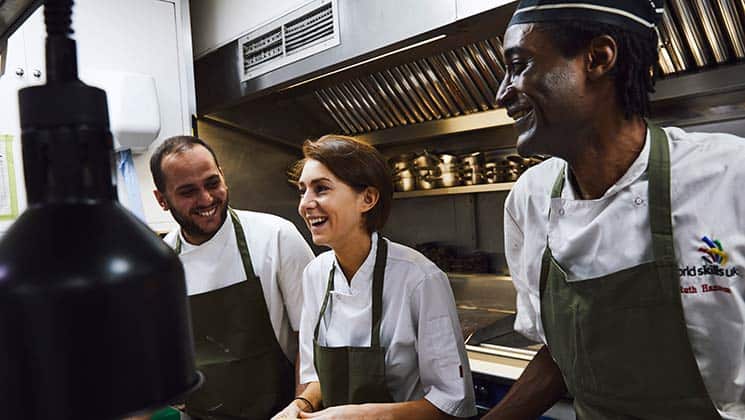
[[0, 135, 19, 220]]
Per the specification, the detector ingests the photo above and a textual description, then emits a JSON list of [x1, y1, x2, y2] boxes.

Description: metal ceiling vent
[[239, 0, 340, 82]]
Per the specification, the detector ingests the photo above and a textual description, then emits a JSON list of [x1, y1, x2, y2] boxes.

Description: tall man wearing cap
[[484, 1, 745, 419], [150, 136, 315, 419]]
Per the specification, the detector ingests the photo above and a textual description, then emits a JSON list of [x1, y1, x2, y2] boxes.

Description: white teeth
[[308, 217, 327, 226], [197, 208, 216, 217]]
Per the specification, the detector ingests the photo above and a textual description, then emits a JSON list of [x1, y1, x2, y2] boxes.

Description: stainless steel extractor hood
[[195, 1, 745, 148]]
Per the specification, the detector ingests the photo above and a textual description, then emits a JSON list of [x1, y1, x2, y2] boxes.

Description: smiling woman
[[274, 135, 477, 420]]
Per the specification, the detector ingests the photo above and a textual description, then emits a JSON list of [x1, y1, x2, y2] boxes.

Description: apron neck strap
[[174, 207, 257, 279], [646, 122, 675, 265], [314, 235, 388, 348]]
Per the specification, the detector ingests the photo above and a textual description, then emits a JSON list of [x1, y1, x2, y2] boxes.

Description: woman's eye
[[298, 189, 306, 197], [315, 185, 328, 194]]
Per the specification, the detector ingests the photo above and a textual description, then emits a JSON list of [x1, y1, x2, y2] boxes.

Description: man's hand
[[298, 404, 372, 419], [272, 399, 309, 420]]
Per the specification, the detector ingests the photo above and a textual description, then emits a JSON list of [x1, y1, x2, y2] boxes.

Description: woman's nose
[[298, 192, 314, 215]]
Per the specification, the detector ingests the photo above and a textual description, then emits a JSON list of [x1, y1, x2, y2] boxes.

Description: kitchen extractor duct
[[314, 37, 505, 135], [314, 2, 745, 136], [197, 1, 745, 146]]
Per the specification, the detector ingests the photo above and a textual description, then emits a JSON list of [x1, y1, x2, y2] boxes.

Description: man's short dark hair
[[536, 20, 658, 119], [149, 135, 221, 192]]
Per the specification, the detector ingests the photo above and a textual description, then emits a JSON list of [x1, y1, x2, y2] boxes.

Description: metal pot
[[461, 166, 483, 185], [460, 152, 484, 169], [433, 171, 461, 188], [389, 153, 414, 173], [412, 151, 439, 169], [394, 175, 416, 192], [393, 168, 416, 192]]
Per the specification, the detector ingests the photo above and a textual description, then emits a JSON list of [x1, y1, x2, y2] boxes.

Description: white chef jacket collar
[[178, 211, 233, 255], [562, 128, 651, 201], [332, 231, 379, 295]]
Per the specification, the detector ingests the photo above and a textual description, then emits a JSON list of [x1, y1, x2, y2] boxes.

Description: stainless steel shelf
[[393, 182, 514, 198], [448, 272, 512, 281]]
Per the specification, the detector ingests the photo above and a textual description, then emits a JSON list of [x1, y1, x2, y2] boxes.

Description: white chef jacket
[[298, 233, 477, 418], [505, 127, 745, 419], [163, 209, 314, 360]]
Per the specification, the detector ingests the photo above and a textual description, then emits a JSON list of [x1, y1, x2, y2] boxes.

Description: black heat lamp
[[0, 0, 201, 419]]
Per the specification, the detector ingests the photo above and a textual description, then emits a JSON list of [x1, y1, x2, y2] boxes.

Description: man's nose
[[197, 188, 214, 205], [496, 76, 514, 108]]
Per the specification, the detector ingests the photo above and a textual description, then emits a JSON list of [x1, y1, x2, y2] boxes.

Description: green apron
[[539, 124, 721, 419], [176, 208, 294, 420], [313, 236, 394, 408]]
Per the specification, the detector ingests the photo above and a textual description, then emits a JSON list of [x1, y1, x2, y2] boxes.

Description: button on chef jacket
[[505, 127, 745, 419], [163, 209, 314, 361], [299, 233, 477, 418]]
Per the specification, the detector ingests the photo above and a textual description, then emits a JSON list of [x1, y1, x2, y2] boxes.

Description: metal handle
[[32, 69, 42, 78], [15, 67, 24, 77]]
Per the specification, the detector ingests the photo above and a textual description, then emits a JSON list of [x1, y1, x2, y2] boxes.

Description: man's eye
[[509, 61, 526, 73], [180, 189, 196, 197]]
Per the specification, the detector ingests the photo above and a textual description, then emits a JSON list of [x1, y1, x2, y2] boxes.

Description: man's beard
[[167, 197, 229, 243]]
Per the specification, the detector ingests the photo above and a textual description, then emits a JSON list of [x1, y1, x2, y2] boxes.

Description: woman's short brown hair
[[293, 134, 393, 233]]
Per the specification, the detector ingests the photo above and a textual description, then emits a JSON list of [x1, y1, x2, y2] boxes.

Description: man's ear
[[153, 190, 169, 211], [586, 34, 617, 81], [359, 187, 380, 213]]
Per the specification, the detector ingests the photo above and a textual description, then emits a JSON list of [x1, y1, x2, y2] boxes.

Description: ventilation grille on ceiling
[[239, 0, 339, 82]]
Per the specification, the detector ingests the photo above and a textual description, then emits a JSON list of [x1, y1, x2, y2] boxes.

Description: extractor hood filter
[[314, 38, 507, 135]]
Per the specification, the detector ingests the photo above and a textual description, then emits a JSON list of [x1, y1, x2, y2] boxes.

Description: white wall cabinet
[[0, 0, 195, 234]]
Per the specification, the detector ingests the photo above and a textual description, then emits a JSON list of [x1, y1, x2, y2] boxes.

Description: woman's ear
[[359, 186, 380, 213]]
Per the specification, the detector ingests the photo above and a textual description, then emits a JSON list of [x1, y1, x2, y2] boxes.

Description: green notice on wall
[[0, 134, 19, 221]]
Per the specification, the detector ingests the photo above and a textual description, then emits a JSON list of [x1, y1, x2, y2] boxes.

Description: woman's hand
[[298, 404, 374, 419], [271, 400, 309, 420]]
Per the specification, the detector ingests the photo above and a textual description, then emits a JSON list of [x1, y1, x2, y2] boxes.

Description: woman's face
[[297, 159, 375, 248]]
